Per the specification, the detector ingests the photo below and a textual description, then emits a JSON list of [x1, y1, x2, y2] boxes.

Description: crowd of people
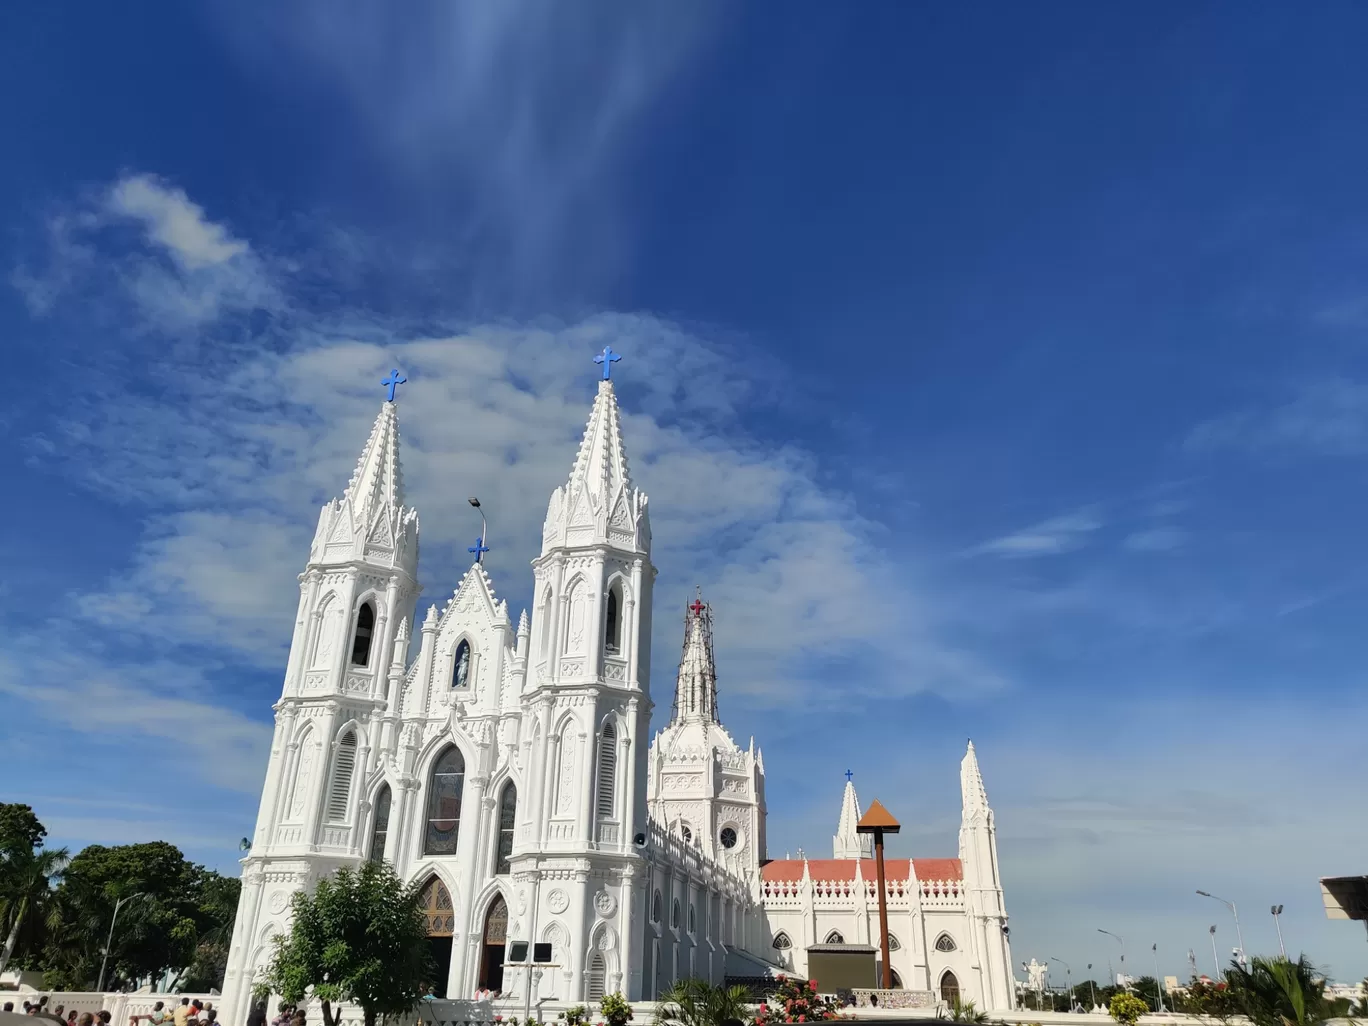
[[2, 997, 113, 1026], [0, 996, 222, 1026]]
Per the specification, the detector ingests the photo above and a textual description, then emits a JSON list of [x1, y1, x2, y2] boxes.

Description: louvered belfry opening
[[596, 722, 617, 819], [327, 731, 358, 821]]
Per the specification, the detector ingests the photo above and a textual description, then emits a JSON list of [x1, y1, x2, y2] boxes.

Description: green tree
[[0, 805, 46, 860], [0, 804, 67, 976], [261, 861, 429, 1026], [1108, 991, 1149, 1026], [1224, 956, 1330, 1026], [41, 841, 237, 991], [1176, 975, 1238, 1023], [655, 978, 751, 1026], [1131, 976, 1165, 1012]]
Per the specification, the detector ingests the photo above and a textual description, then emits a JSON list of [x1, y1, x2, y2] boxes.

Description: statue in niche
[[453, 639, 471, 688]]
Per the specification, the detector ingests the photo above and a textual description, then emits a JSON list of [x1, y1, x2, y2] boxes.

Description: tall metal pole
[[874, 827, 892, 990], [1271, 905, 1286, 959], [1151, 943, 1165, 1012], [1099, 929, 1125, 987], [1087, 964, 1096, 1010], [1197, 890, 1245, 969], [1051, 958, 1072, 1012], [97, 893, 142, 993], [1208, 925, 1220, 979], [467, 498, 489, 562]]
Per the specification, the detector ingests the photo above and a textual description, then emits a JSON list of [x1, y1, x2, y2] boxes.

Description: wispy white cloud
[[1122, 526, 1187, 552], [1186, 378, 1368, 457], [0, 645, 271, 793], [14, 172, 278, 331], [968, 507, 1103, 558], [209, 2, 720, 294]]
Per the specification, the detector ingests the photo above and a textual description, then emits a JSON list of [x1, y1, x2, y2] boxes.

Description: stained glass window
[[424, 746, 466, 855]]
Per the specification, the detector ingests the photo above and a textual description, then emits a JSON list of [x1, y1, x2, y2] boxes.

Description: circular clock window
[[719, 826, 739, 849]]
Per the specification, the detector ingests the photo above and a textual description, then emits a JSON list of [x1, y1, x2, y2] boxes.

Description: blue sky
[[3, 0, 1367, 985]]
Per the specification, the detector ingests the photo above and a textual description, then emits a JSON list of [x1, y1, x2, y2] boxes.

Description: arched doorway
[[480, 894, 509, 994], [420, 878, 454, 998], [940, 970, 960, 1006]]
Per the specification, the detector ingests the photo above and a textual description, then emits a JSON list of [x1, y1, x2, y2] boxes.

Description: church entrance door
[[421, 877, 454, 998], [479, 895, 508, 994]]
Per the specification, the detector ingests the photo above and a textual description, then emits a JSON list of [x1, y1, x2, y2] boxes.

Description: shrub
[[602, 993, 634, 1026], [756, 975, 842, 1024], [1109, 992, 1150, 1026]]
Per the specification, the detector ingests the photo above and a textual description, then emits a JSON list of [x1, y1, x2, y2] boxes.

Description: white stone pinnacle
[[833, 776, 873, 859], [343, 401, 405, 518]]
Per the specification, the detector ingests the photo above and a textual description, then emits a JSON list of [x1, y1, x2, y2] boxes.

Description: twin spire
[[833, 775, 874, 859], [567, 379, 635, 506], [672, 592, 720, 724], [961, 739, 990, 814], [344, 400, 406, 519]]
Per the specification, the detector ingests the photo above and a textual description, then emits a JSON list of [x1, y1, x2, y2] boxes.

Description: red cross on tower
[[689, 597, 704, 616]]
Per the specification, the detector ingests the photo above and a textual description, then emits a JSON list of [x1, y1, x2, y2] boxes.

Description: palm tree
[[948, 997, 991, 1023], [655, 978, 752, 1026], [0, 846, 68, 975], [1223, 955, 1329, 1026]]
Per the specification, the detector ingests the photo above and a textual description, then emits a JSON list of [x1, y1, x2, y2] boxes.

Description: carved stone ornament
[[268, 890, 289, 914], [546, 888, 570, 914], [594, 890, 618, 918]]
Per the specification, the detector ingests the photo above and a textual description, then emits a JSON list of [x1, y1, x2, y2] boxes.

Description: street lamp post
[[97, 892, 144, 993], [1099, 929, 1126, 987], [1208, 925, 1220, 979], [1051, 958, 1073, 1012], [1197, 890, 1246, 969], [1151, 943, 1165, 1012], [468, 498, 489, 563], [1087, 964, 1096, 1010], [1270, 905, 1286, 958]]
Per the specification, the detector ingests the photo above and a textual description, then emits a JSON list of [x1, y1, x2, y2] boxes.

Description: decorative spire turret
[[541, 377, 650, 556], [833, 773, 873, 859], [344, 401, 406, 522], [310, 399, 418, 577], [671, 592, 719, 724], [961, 739, 990, 816]]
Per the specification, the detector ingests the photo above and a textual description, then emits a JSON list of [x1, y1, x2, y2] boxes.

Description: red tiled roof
[[761, 857, 963, 882], [913, 858, 963, 881]]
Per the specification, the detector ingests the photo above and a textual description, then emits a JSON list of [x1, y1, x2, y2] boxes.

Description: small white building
[[220, 371, 1015, 1025]]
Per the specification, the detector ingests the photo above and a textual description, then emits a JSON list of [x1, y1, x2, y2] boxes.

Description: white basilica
[[221, 370, 1015, 1023]]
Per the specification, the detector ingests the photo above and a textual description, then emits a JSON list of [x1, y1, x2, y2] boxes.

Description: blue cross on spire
[[845, 769, 854, 782], [468, 536, 489, 563], [381, 369, 407, 402], [593, 345, 622, 380]]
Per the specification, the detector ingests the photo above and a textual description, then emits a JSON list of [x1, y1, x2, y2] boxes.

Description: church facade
[[221, 371, 1014, 1023]]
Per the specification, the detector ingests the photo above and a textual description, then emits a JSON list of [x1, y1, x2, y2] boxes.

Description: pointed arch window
[[824, 930, 845, 944], [935, 933, 957, 952], [604, 584, 621, 653], [652, 889, 662, 924], [586, 951, 606, 1001], [671, 898, 680, 930], [688, 904, 696, 935], [368, 783, 391, 862], [495, 782, 517, 875], [326, 730, 358, 821], [940, 970, 960, 1005], [887, 933, 901, 951], [452, 639, 472, 689], [596, 722, 617, 819], [351, 602, 376, 667], [424, 746, 466, 855], [772, 932, 792, 951]]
